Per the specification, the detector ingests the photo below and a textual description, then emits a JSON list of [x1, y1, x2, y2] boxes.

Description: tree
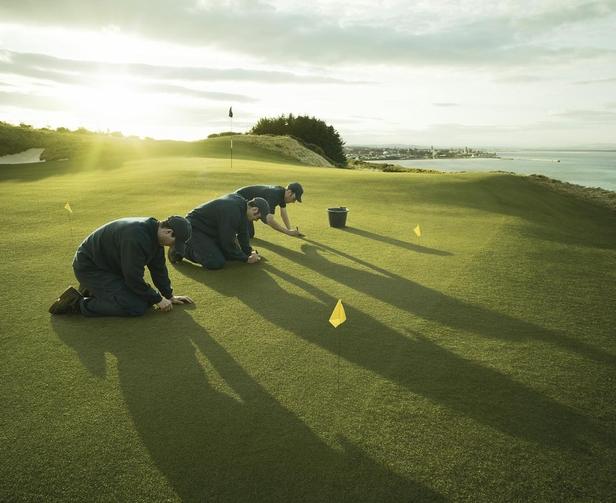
[[250, 114, 346, 166]]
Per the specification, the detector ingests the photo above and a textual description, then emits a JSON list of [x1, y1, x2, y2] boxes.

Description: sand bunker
[[0, 148, 45, 164]]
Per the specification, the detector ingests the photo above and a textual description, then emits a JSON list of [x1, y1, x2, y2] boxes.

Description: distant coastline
[[345, 145, 497, 161], [348, 157, 615, 212], [360, 149, 616, 192]]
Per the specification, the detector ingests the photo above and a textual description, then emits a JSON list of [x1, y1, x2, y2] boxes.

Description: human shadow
[[252, 236, 394, 280], [339, 227, 453, 256], [52, 312, 443, 502], [178, 264, 609, 453], [258, 239, 616, 366]]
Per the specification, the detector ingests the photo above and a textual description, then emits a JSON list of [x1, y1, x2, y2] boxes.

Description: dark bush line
[[250, 114, 347, 167]]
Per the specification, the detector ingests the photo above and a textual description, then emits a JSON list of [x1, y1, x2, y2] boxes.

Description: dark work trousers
[[184, 230, 226, 269], [73, 259, 150, 317]]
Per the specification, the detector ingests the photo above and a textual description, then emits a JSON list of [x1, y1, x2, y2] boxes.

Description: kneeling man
[[49, 216, 194, 316], [171, 194, 270, 269], [235, 182, 304, 238]]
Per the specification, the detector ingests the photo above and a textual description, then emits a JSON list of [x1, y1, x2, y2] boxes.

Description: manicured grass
[[1, 147, 615, 502]]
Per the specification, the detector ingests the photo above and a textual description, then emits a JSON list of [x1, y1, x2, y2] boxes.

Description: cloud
[[0, 59, 84, 86], [341, 114, 616, 148], [552, 109, 616, 122], [573, 76, 616, 85], [513, 0, 615, 30], [0, 1, 614, 67], [350, 115, 386, 121], [0, 54, 259, 103], [495, 75, 550, 84], [168, 104, 258, 127], [433, 103, 459, 107], [0, 50, 357, 86], [0, 90, 65, 111], [136, 83, 257, 103]]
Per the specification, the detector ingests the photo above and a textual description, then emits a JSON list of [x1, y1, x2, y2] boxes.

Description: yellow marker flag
[[64, 202, 73, 214], [329, 299, 347, 328], [413, 224, 421, 237]]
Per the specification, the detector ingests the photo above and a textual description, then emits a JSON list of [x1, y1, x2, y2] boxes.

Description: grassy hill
[[0, 121, 331, 167], [1, 143, 615, 501]]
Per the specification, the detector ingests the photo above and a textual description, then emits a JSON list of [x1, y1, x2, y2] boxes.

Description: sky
[[0, 0, 615, 148]]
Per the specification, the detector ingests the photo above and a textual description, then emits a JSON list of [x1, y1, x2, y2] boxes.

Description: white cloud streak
[[0, 50, 361, 85]]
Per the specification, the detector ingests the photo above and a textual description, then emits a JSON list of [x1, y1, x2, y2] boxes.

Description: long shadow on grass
[[177, 263, 608, 453], [341, 227, 453, 256], [264, 239, 615, 366], [52, 314, 443, 502], [178, 263, 606, 453]]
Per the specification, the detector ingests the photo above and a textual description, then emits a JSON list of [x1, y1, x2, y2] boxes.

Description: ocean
[[373, 150, 616, 191]]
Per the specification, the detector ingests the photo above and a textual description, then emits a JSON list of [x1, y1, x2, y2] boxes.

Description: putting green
[[1, 147, 615, 501]]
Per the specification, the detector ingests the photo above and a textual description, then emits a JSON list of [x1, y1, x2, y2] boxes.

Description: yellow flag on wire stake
[[413, 224, 421, 238], [329, 299, 347, 328], [64, 202, 73, 214]]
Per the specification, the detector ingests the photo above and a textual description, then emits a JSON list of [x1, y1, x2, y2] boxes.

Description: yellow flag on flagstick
[[64, 202, 73, 214], [329, 299, 347, 328], [413, 224, 421, 238]]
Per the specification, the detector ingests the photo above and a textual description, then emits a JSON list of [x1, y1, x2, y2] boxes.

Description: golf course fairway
[[1, 141, 615, 502]]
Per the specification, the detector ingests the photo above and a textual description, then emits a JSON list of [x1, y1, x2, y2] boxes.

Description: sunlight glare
[[69, 75, 153, 132]]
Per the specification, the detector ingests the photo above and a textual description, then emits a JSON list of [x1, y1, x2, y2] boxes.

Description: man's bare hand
[[247, 251, 261, 264], [287, 227, 304, 237], [171, 295, 194, 305], [156, 297, 173, 312]]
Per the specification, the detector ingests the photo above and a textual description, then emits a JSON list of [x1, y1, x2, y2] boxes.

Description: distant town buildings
[[345, 145, 497, 161]]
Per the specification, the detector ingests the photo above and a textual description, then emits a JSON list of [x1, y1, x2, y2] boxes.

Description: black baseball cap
[[250, 197, 271, 223], [287, 182, 303, 202], [166, 215, 192, 255]]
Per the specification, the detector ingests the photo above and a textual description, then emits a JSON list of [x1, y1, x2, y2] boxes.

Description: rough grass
[[234, 135, 332, 167], [0, 120, 331, 167], [527, 174, 616, 212], [1, 145, 615, 502]]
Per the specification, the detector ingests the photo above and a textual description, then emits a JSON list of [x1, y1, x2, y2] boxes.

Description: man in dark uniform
[[171, 194, 270, 269], [235, 182, 304, 238], [48, 216, 194, 316]]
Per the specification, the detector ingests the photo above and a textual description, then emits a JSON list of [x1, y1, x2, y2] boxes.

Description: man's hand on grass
[[247, 251, 261, 264], [287, 227, 305, 237], [156, 297, 173, 312]]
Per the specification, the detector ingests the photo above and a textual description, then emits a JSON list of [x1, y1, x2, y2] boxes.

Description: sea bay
[[374, 150, 616, 191]]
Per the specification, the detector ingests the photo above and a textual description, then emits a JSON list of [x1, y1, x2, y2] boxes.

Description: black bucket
[[328, 207, 349, 228]]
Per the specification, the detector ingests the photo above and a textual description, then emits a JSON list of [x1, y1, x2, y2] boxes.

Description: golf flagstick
[[229, 106, 233, 169], [337, 331, 341, 398]]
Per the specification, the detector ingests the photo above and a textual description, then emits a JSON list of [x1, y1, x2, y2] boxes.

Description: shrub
[[250, 114, 347, 167]]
